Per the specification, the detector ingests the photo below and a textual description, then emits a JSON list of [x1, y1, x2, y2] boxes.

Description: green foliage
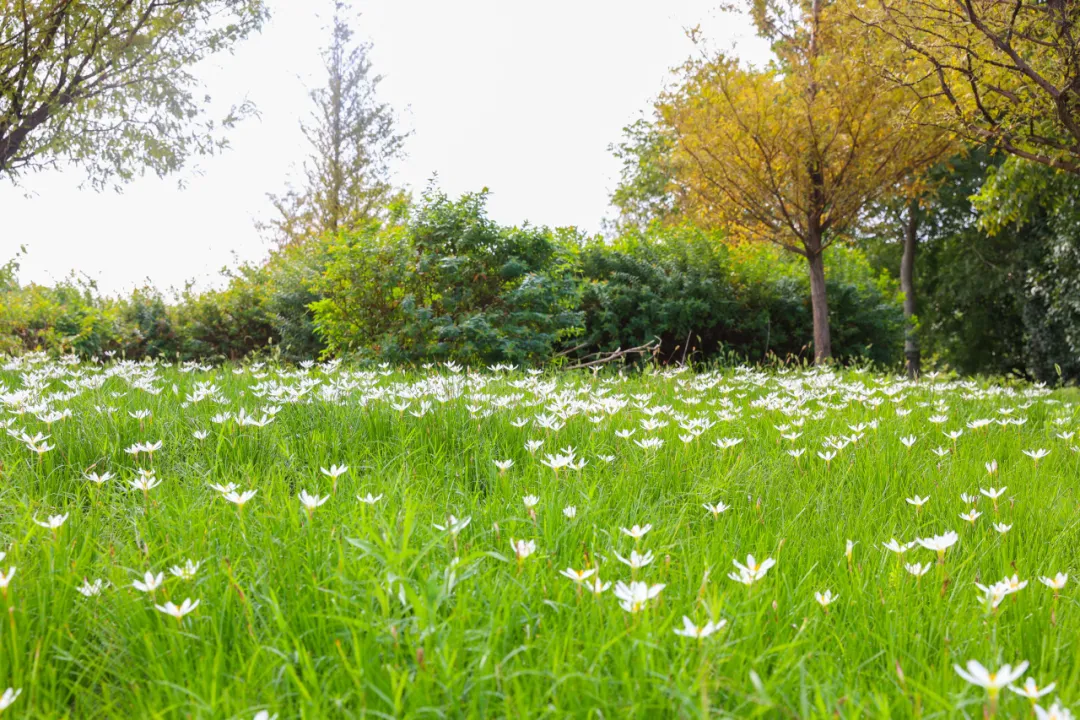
[[0, 0, 268, 187], [0, 360, 1074, 716], [0, 250, 324, 363], [312, 189, 583, 365], [263, 2, 407, 245], [577, 225, 902, 366], [864, 151, 1080, 384], [606, 118, 681, 232], [1, 190, 904, 369], [0, 254, 122, 357]]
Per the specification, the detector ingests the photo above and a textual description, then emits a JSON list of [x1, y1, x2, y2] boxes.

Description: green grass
[[0, 357, 1078, 718]]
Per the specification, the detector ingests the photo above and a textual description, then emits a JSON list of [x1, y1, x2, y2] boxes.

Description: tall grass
[[0, 357, 1076, 718]]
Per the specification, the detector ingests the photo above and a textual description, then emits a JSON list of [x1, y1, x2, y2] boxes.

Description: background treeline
[[4, 0, 1080, 382], [0, 188, 901, 368], [5, 149, 1080, 381]]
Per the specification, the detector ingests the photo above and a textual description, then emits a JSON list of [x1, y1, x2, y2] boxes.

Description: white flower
[[155, 597, 201, 621], [585, 576, 611, 595], [959, 508, 982, 524], [510, 538, 536, 561], [357, 492, 383, 505], [728, 554, 775, 585], [613, 580, 664, 613], [906, 495, 929, 507], [130, 475, 162, 492], [1010, 677, 1056, 700], [33, 513, 68, 530], [905, 562, 932, 577], [621, 524, 652, 540], [522, 495, 539, 510], [882, 538, 916, 554], [993, 522, 1012, 534], [975, 580, 1011, 609], [1023, 448, 1050, 461], [0, 688, 20, 711], [433, 515, 471, 536], [320, 464, 349, 479], [493, 459, 514, 472], [298, 490, 329, 511], [616, 549, 654, 569], [559, 567, 596, 583], [224, 489, 258, 507], [916, 531, 959, 557], [210, 482, 238, 494], [980, 486, 1007, 500], [1034, 701, 1075, 720], [953, 659, 1029, 694], [704, 501, 730, 517], [170, 559, 201, 580], [814, 589, 839, 608], [1040, 573, 1068, 590], [540, 452, 575, 471], [132, 571, 164, 593], [84, 471, 114, 485], [562, 505, 577, 519], [634, 437, 664, 451], [673, 615, 726, 639], [77, 578, 105, 597], [900, 435, 917, 448]]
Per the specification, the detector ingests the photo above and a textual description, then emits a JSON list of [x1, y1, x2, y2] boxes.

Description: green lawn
[[0, 357, 1077, 718]]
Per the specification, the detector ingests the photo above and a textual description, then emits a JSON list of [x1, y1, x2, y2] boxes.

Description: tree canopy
[[859, 0, 1080, 173], [0, 0, 267, 188], [264, 1, 407, 247], [658, 0, 954, 361]]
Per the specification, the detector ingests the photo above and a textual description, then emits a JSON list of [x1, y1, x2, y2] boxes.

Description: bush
[[575, 225, 902, 366], [312, 189, 583, 365], [1, 190, 902, 369]]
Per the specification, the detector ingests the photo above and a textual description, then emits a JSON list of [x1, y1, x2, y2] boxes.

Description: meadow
[[0, 355, 1077, 719]]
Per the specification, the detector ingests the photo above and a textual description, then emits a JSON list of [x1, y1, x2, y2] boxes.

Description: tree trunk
[[901, 203, 920, 378], [806, 249, 832, 363]]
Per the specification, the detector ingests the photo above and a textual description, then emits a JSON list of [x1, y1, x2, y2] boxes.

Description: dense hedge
[[576, 228, 901, 366], [1, 190, 902, 368]]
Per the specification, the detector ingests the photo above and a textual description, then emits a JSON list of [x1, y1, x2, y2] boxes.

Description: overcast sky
[[0, 1, 769, 295]]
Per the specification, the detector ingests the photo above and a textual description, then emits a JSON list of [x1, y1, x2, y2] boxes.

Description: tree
[[859, 0, 1080, 173], [0, 0, 267, 188], [861, 148, 1080, 383], [900, 200, 920, 376], [265, 1, 406, 247], [658, 0, 953, 362], [605, 117, 682, 233]]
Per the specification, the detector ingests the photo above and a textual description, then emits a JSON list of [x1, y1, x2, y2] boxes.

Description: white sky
[[0, 1, 769, 296]]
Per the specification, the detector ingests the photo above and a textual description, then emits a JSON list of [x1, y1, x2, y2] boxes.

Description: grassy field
[[0, 356, 1078, 718]]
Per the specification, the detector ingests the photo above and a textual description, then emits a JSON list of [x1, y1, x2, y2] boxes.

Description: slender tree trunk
[[901, 203, 920, 378], [806, 247, 832, 363]]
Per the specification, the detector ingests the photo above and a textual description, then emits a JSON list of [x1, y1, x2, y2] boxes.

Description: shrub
[[575, 225, 902, 366], [312, 190, 583, 365]]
